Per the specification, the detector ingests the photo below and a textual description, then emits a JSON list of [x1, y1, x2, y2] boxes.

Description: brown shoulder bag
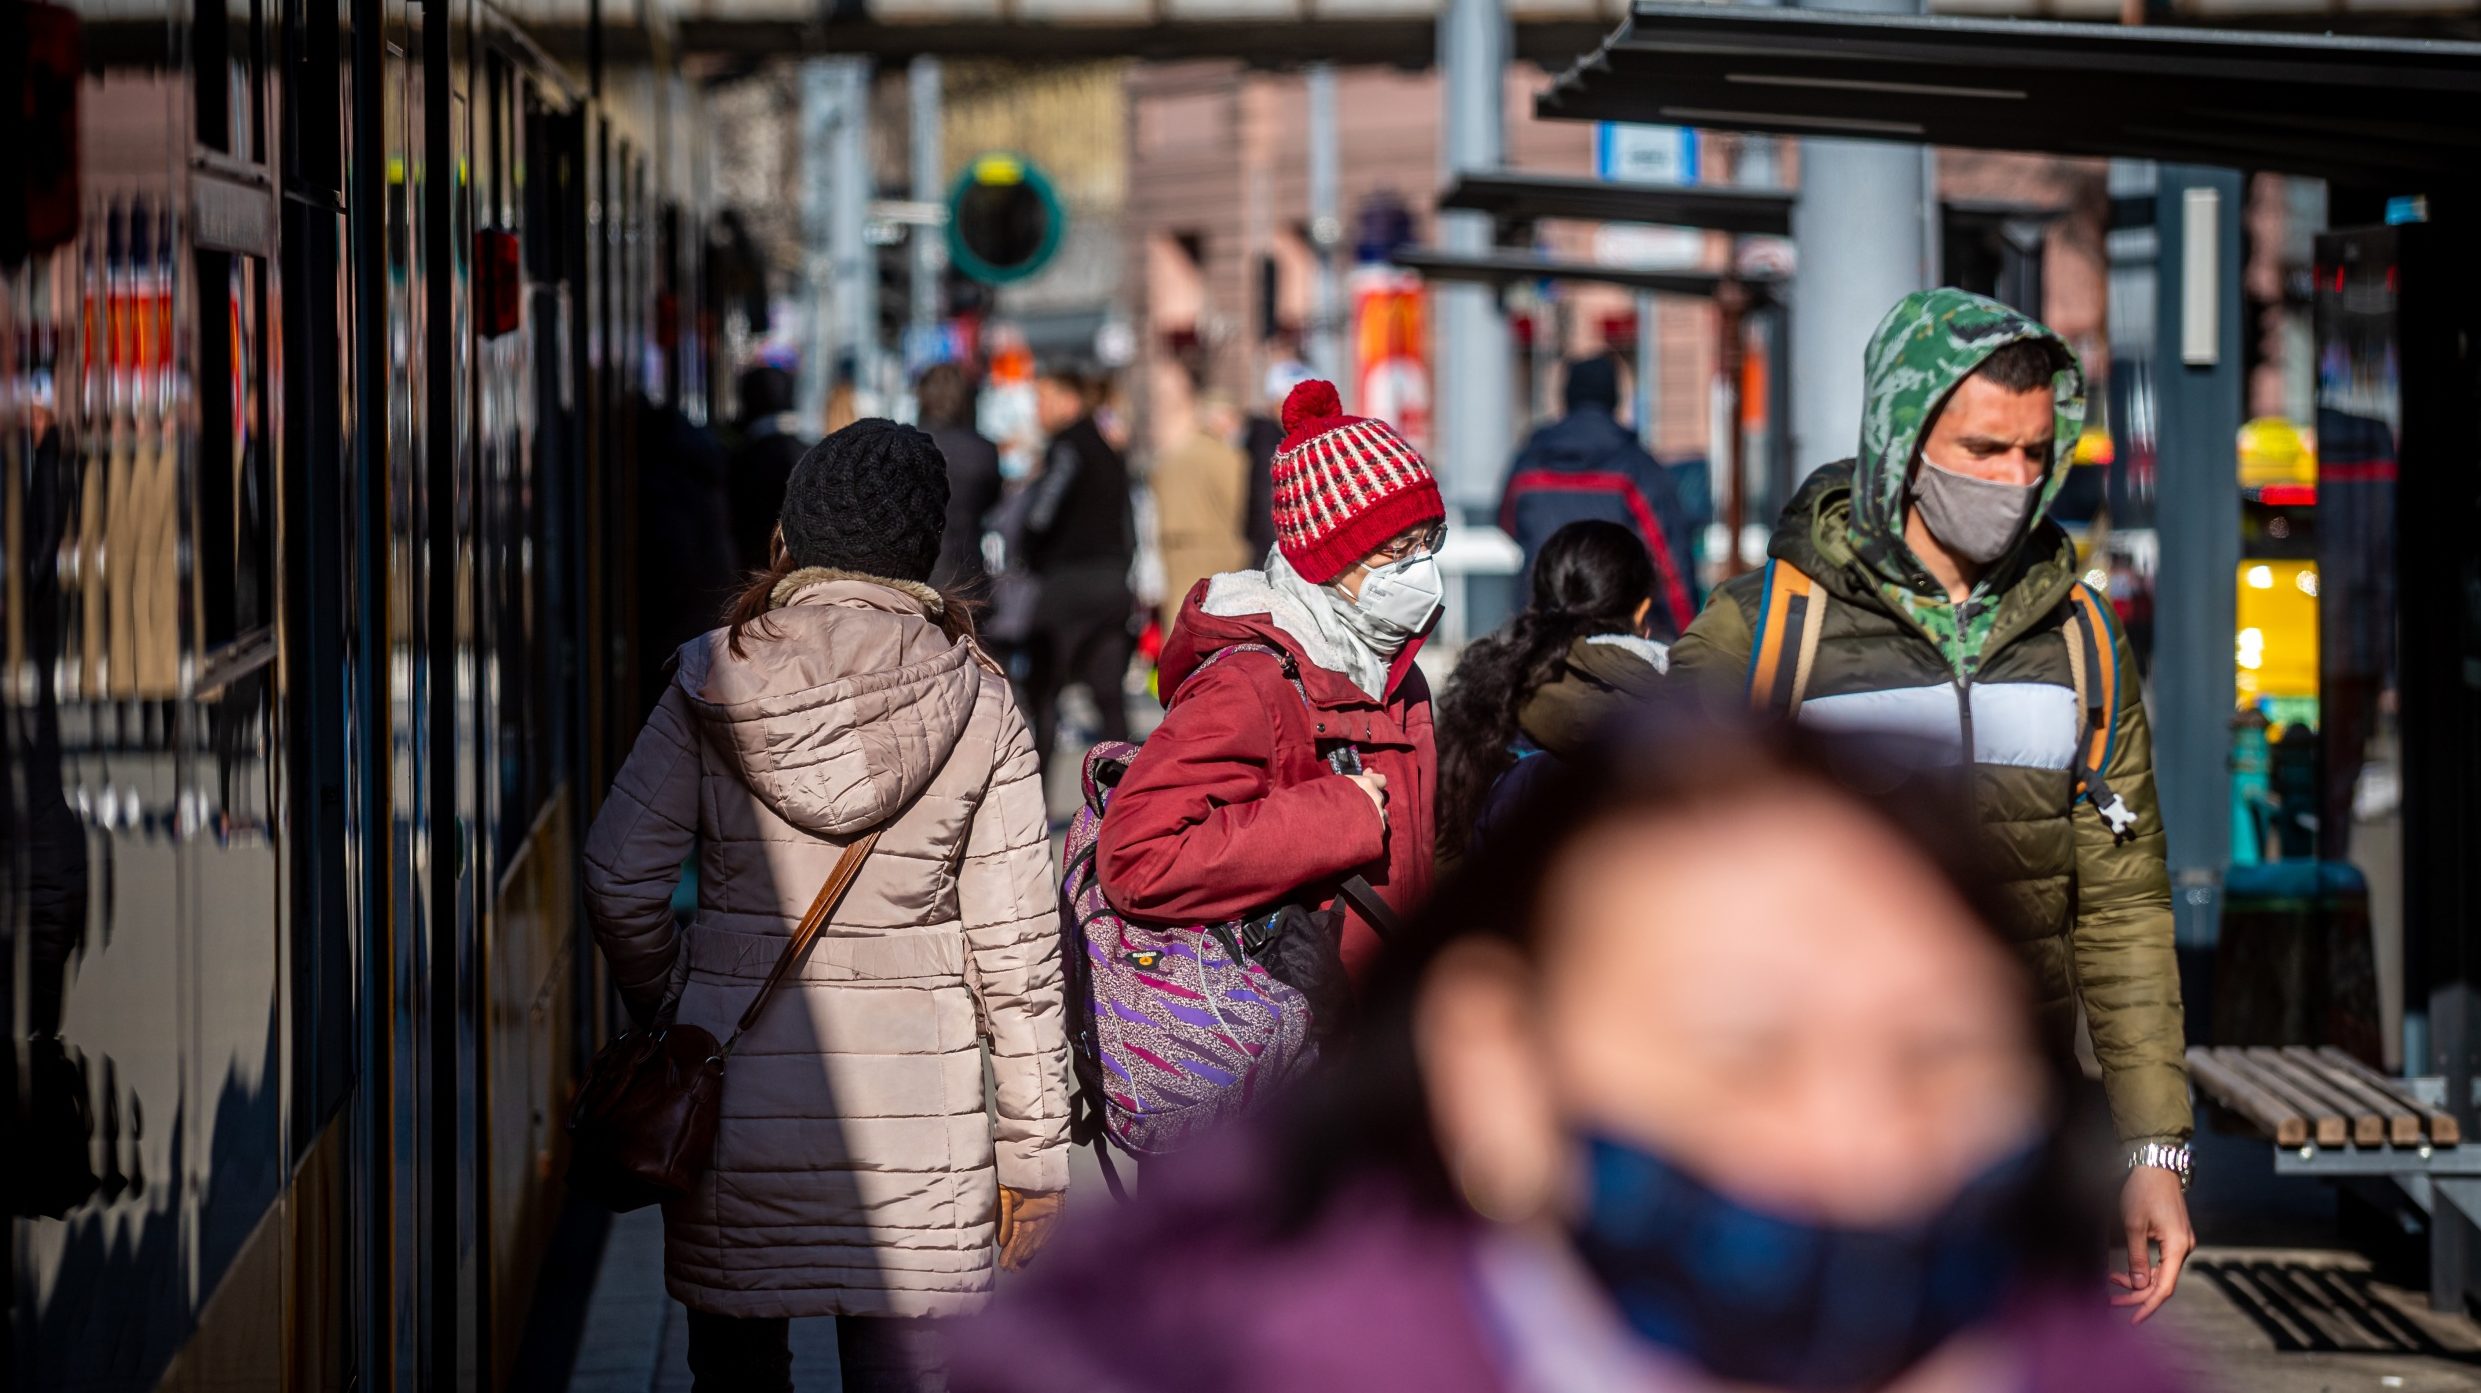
[[568, 831, 883, 1212]]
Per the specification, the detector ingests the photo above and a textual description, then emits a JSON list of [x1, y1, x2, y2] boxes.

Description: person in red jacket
[[1097, 379, 1445, 981]]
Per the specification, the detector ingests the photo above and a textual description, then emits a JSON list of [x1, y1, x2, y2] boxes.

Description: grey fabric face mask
[[1910, 458, 2042, 566]]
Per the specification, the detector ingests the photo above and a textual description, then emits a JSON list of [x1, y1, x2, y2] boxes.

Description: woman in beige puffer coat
[[584, 419, 1070, 1393]]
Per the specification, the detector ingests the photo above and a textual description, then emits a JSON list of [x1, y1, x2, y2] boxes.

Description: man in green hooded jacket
[[1672, 288, 2194, 1321]]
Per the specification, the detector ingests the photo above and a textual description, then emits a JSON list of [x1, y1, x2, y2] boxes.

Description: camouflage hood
[[1851, 288, 2086, 597]]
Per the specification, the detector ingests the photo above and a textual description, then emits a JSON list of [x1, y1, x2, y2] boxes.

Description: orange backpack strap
[[1745, 560, 1828, 715], [2061, 583, 2138, 841]]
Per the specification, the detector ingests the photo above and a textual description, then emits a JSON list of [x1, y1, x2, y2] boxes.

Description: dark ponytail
[[1433, 520, 1656, 861]]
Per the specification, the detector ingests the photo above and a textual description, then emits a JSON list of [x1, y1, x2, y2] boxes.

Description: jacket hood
[[1851, 288, 2086, 596], [1519, 634, 1666, 756], [1518, 407, 1634, 469], [672, 578, 983, 836]]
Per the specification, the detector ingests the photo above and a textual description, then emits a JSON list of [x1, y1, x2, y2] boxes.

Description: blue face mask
[[1569, 1133, 2040, 1391]]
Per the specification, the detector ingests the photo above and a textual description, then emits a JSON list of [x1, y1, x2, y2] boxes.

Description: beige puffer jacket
[[583, 573, 1070, 1320]]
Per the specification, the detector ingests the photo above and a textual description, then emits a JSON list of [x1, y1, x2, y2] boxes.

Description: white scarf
[[1200, 551, 1400, 700]]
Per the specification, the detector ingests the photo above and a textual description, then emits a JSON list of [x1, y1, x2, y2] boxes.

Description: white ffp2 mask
[[1351, 553, 1446, 640]]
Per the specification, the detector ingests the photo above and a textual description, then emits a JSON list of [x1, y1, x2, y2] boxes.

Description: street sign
[[1594, 123, 1700, 187], [946, 153, 1066, 285]]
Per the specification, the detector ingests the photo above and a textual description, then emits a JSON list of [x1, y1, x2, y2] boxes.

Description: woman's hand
[[997, 1187, 1066, 1272], [1345, 771, 1389, 826]]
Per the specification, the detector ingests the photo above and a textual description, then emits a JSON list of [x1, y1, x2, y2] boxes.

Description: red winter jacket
[[1095, 576, 1437, 980]]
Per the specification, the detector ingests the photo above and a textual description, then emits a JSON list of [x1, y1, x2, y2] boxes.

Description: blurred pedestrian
[[727, 363, 809, 573], [584, 419, 1071, 1393], [1097, 379, 1443, 985], [1020, 359, 1137, 767], [1434, 520, 1665, 867], [953, 711, 2193, 1393], [1498, 353, 1699, 638], [634, 393, 739, 718], [1669, 287, 2195, 1316], [918, 362, 1003, 599], [1152, 388, 1253, 628]]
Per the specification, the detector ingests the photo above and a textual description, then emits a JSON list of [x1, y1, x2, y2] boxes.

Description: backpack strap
[[1175, 642, 1362, 775], [1745, 559, 1830, 716], [2061, 583, 2139, 842]]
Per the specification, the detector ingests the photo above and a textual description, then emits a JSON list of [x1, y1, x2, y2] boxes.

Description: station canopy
[[1390, 246, 1782, 299], [1536, 4, 2481, 189], [1437, 170, 1794, 237]]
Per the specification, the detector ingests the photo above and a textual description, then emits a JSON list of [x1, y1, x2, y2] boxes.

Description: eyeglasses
[[1370, 522, 1449, 565]]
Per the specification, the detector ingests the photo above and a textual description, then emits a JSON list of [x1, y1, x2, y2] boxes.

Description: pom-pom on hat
[[1269, 380, 1446, 585]]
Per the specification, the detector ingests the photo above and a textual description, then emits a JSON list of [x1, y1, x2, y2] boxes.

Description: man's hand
[[2110, 1166, 2195, 1324]]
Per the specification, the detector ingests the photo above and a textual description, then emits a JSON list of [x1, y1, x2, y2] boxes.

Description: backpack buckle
[[2096, 792, 2138, 840]]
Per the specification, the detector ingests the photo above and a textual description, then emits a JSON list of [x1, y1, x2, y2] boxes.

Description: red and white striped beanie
[[1268, 379, 1446, 584]]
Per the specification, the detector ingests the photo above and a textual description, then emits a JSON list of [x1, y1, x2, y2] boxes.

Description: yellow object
[[2238, 417, 2315, 491], [2235, 558, 2318, 707], [2073, 425, 2115, 467]]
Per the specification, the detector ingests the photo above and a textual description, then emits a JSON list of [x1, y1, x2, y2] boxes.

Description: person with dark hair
[[585, 418, 1070, 1393], [952, 709, 2195, 1393], [1435, 520, 1665, 864], [917, 361, 1004, 597], [1670, 287, 2195, 1319], [725, 363, 809, 572], [1019, 358, 1137, 765], [1497, 353, 1699, 638]]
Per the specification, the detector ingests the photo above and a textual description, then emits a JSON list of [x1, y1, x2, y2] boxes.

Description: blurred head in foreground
[[956, 708, 2177, 1393]]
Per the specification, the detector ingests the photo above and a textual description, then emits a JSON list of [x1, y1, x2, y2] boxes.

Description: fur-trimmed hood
[[672, 572, 980, 836]]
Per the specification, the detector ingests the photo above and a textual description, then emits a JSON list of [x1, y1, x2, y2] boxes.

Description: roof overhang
[[1536, 5, 2481, 189], [1437, 170, 1794, 237], [1390, 247, 1781, 299]]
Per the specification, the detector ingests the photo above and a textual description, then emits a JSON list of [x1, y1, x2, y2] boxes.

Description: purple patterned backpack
[[1060, 645, 1358, 1192]]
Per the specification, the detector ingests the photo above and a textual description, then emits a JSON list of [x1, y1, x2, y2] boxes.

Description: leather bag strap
[[723, 830, 883, 1050]]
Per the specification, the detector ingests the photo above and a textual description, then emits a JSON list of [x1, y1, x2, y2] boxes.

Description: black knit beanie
[[777, 418, 950, 581]]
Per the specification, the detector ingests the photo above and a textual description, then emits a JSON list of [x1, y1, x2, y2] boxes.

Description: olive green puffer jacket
[[1671, 289, 2188, 1150], [1673, 468, 2188, 1147]]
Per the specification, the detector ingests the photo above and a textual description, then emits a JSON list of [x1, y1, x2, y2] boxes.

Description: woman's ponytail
[[1433, 521, 1659, 860]]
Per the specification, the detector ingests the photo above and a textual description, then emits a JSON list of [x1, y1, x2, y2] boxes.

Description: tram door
[[2313, 224, 2481, 1109]]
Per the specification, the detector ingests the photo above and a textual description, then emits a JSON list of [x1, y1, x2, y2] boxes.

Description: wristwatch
[[2127, 1141, 2193, 1192]]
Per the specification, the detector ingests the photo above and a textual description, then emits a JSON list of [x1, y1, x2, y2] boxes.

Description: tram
[[2, 0, 723, 1386]]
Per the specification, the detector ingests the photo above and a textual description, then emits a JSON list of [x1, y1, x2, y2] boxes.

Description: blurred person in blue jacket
[[1500, 354, 1699, 639]]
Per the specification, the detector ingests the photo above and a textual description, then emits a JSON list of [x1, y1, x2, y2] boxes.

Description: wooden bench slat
[[2253, 1048, 2383, 1147], [2315, 1046, 2463, 1147], [2218, 1048, 2349, 1147], [2283, 1047, 2424, 1147], [2188, 1047, 2311, 1148]]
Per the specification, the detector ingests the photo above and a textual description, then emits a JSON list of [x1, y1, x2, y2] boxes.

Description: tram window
[[198, 251, 276, 650]]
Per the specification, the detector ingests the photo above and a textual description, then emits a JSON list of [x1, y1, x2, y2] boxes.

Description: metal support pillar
[[909, 57, 945, 344], [1787, 0, 1930, 490], [1635, 290, 1659, 451], [797, 62, 840, 426], [829, 57, 881, 415], [1306, 64, 1344, 383], [1435, 0, 1513, 517], [1435, 0, 1518, 645], [2151, 164, 2244, 948]]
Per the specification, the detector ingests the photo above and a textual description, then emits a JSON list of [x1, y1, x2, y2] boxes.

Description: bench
[[2188, 1045, 2477, 1310]]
